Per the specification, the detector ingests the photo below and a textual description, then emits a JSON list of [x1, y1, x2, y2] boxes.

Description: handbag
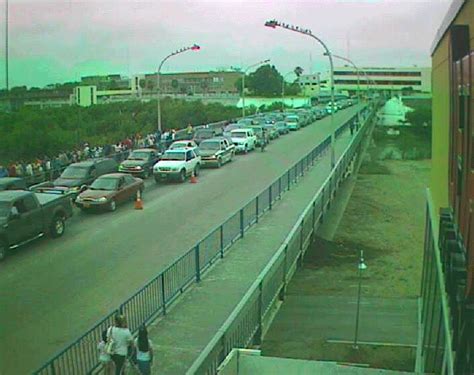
[[105, 327, 116, 355]]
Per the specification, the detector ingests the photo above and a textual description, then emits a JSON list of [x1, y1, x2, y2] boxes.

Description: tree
[[171, 79, 179, 92], [405, 101, 432, 127], [246, 64, 283, 97]]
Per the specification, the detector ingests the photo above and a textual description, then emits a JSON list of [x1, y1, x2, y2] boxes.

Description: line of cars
[[0, 101, 355, 261]]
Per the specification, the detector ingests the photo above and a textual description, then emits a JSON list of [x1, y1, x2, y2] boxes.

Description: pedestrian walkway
[[148, 128, 357, 374]]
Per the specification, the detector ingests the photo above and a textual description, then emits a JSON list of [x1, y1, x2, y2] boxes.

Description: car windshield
[[161, 152, 186, 161], [276, 122, 285, 127], [0, 201, 10, 217], [200, 141, 220, 151], [286, 117, 298, 122], [128, 151, 150, 160], [195, 130, 213, 137], [232, 132, 247, 138], [90, 177, 118, 191], [170, 142, 187, 149], [60, 166, 89, 179]]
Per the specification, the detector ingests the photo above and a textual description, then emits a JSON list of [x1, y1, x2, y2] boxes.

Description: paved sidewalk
[[149, 128, 357, 374]]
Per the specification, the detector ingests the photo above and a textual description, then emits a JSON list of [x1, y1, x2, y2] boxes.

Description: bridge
[[0, 103, 369, 374]]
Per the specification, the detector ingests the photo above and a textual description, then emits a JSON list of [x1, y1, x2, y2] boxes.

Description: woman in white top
[[134, 325, 153, 375], [108, 314, 134, 375]]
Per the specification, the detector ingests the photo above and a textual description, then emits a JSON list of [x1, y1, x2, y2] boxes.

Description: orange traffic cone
[[134, 190, 144, 210], [190, 171, 198, 184]]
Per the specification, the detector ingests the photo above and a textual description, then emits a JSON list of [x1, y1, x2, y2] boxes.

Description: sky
[[0, 0, 452, 88]]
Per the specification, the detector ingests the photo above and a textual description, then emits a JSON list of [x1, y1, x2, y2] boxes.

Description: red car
[[75, 173, 144, 212]]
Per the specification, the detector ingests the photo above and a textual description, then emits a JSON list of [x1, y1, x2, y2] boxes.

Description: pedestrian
[[0, 164, 8, 178], [98, 330, 115, 375], [108, 314, 134, 375], [134, 326, 153, 375], [186, 123, 193, 136]]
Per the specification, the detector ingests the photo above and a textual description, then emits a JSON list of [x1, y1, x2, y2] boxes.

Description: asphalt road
[[0, 104, 363, 374]]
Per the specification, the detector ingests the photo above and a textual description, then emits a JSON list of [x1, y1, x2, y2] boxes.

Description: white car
[[169, 140, 198, 150], [230, 128, 257, 153], [285, 115, 300, 130], [153, 148, 201, 183]]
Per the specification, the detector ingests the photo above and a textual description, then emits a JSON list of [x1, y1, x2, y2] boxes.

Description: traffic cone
[[134, 190, 144, 210], [190, 171, 198, 184]]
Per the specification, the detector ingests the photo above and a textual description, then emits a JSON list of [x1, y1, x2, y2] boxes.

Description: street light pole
[[5, 0, 9, 91], [240, 59, 270, 118], [156, 44, 200, 133], [326, 53, 362, 126], [281, 71, 296, 112], [265, 20, 336, 167], [353, 250, 367, 349]]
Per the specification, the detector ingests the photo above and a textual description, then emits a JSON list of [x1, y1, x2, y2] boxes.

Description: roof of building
[[431, 0, 467, 55]]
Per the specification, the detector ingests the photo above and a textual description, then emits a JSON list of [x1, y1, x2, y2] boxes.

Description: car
[[249, 125, 267, 146], [118, 149, 160, 179], [230, 128, 257, 153], [32, 158, 118, 197], [237, 119, 254, 127], [264, 123, 280, 139], [153, 148, 201, 183], [0, 177, 27, 191], [275, 121, 289, 135], [0, 190, 74, 261], [223, 123, 243, 137], [169, 140, 198, 150], [285, 115, 301, 130], [75, 173, 144, 212], [325, 102, 339, 114], [199, 138, 235, 168], [193, 129, 219, 145]]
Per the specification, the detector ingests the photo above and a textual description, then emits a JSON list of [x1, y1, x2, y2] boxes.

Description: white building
[[331, 66, 431, 93]]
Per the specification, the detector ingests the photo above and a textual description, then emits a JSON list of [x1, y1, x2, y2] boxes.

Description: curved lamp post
[[240, 59, 270, 118], [324, 53, 363, 125], [265, 19, 336, 167], [157, 44, 201, 132]]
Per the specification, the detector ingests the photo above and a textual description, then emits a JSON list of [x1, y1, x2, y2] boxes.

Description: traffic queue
[[0, 101, 357, 261]]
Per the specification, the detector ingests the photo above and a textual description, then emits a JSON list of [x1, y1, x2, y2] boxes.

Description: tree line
[[0, 98, 242, 163]]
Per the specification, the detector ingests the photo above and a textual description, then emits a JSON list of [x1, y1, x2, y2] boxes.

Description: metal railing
[[419, 191, 456, 375], [186, 104, 378, 375], [34, 106, 366, 375]]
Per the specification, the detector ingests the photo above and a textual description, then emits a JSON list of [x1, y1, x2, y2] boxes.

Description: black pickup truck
[[0, 190, 74, 261]]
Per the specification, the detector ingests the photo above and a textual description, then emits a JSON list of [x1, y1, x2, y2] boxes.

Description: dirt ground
[[264, 137, 431, 371], [305, 158, 430, 299]]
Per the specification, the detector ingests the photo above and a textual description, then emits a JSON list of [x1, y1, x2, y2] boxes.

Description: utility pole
[[5, 0, 9, 91]]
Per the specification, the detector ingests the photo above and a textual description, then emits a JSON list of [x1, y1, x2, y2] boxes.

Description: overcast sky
[[0, 0, 452, 88]]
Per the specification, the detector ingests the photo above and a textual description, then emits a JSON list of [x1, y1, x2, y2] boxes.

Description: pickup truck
[[199, 137, 235, 167], [0, 190, 74, 261]]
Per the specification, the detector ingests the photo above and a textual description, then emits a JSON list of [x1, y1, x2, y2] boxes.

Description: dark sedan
[[75, 173, 144, 212], [118, 149, 160, 179]]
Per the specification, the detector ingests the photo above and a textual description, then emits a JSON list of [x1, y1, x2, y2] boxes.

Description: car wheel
[[194, 164, 200, 176], [154, 175, 160, 184], [179, 169, 186, 182], [217, 158, 222, 168], [143, 169, 150, 179], [50, 215, 65, 238], [244, 145, 248, 154], [108, 200, 117, 212], [0, 240, 8, 262]]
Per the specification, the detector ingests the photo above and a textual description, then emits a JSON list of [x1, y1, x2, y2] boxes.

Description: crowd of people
[[0, 127, 189, 184], [98, 314, 154, 375]]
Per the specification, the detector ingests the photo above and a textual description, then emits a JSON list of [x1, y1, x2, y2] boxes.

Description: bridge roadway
[[0, 104, 362, 374]]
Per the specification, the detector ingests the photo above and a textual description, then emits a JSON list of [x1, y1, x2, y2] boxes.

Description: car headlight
[[95, 197, 108, 203], [134, 166, 143, 170], [70, 186, 81, 192]]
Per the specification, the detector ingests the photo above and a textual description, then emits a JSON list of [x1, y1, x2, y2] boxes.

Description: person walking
[[134, 326, 154, 375], [98, 330, 114, 375], [108, 314, 134, 375]]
